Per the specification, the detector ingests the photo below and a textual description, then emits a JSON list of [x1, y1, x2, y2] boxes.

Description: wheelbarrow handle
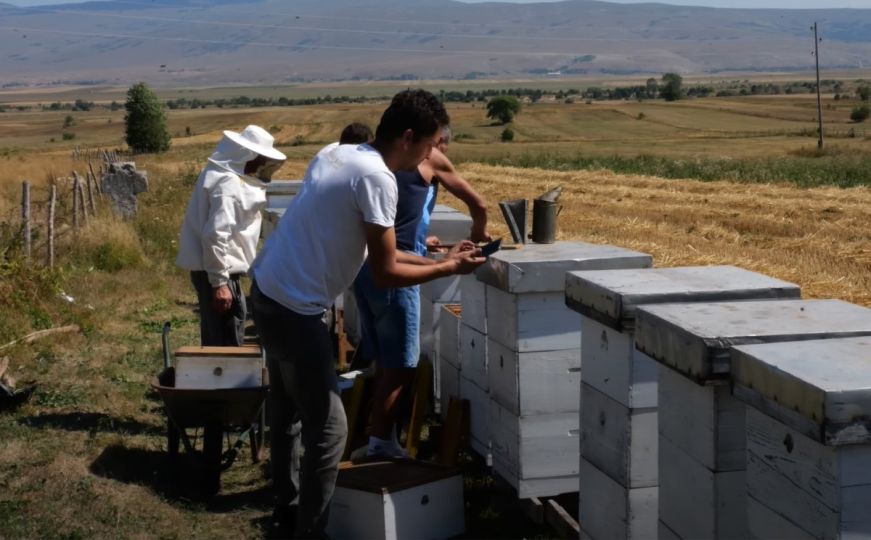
[[161, 322, 172, 370]]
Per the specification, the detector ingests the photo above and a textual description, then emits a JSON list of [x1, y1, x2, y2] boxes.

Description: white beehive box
[[260, 180, 303, 239], [578, 457, 657, 540], [581, 382, 657, 489], [459, 374, 490, 459], [327, 460, 464, 540], [486, 287, 581, 353], [173, 346, 263, 389], [480, 242, 651, 406], [459, 272, 487, 334], [438, 304, 461, 370], [421, 273, 462, 304], [438, 304, 462, 419], [438, 359, 460, 422], [476, 241, 652, 295], [635, 299, 871, 540], [489, 400, 579, 487], [459, 323, 487, 390], [732, 337, 871, 539], [427, 204, 473, 244], [488, 337, 580, 416], [420, 270, 461, 368]]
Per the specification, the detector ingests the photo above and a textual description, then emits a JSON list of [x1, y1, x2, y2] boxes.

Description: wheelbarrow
[[151, 323, 269, 495]]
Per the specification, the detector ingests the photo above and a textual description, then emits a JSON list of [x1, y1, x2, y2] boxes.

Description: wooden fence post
[[21, 181, 31, 260], [72, 174, 80, 230], [75, 172, 89, 224], [84, 169, 96, 214], [47, 184, 56, 268], [88, 160, 102, 197]]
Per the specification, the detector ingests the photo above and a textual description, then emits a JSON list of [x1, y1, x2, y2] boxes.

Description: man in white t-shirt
[[250, 90, 484, 537]]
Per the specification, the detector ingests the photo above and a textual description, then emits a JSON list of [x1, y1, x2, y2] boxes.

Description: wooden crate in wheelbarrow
[[151, 324, 269, 496]]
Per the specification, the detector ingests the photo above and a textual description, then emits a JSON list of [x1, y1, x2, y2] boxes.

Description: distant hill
[[1, 0, 870, 87]]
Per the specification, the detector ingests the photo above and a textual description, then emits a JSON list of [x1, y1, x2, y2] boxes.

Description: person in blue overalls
[[354, 125, 491, 457]]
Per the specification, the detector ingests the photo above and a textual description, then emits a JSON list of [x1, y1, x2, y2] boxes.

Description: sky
[[4, 0, 871, 8]]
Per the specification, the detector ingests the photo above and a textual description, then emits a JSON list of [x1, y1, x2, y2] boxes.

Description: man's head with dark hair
[[339, 122, 373, 145], [374, 89, 450, 171], [375, 89, 449, 143]]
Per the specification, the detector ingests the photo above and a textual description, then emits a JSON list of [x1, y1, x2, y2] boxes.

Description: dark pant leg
[[228, 276, 246, 345], [264, 340, 302, 511], [252, 283, 348, 537], [191, 271, 244, 346]]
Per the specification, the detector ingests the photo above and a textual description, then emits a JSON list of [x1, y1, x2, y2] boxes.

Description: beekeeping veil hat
[[207, 125, 286, 177]]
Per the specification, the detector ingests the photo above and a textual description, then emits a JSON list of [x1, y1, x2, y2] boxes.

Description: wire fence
[[4, 158, 108, 267]]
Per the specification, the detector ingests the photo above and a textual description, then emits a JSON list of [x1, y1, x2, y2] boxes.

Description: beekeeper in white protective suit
[[177, 125, 286, 346]]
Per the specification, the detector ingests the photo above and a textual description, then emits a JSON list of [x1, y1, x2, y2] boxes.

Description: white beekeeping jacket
[[176, 134, 268, 287]]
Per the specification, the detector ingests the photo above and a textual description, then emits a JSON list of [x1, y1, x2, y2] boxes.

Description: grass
[[468, 149, 871, 188]]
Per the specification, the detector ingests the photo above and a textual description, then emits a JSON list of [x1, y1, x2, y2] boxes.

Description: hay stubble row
[[440, 163, 871, 307]]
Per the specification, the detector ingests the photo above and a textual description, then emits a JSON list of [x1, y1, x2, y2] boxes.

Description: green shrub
[[70, 220, 146, 272], [500, 128, 515, 142], [850, 105, 870, 123], [62, 132, 75, 141], [89, 242, 143, 272]]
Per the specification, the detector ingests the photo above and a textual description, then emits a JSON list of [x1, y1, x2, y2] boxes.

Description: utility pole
[[813, 22, 824, 149]]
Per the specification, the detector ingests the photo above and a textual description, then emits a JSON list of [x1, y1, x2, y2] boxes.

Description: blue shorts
[[352, 261, 420, 369]]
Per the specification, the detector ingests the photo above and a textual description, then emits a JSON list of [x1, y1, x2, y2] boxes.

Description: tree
[[858, 85, 871, 102], [645, 77, 659, 99], [124, 82, 170, 153], [851, 105, 870, 123], [486, 95, 521, 125], [660, 73, 684, 102]]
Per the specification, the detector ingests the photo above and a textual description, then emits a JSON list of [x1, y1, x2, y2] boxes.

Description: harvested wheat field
[[441, 163, 871, 307]]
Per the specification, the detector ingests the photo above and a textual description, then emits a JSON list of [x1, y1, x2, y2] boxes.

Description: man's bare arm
[[365, 223, 483, 288], [395, 250, 435, 266], [428, 148, 490, 242]]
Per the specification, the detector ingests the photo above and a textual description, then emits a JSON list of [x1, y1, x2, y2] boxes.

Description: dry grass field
[[0, 88, 870, 538]]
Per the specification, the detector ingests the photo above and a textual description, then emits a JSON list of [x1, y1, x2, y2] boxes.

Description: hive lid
[[175, 345, 261, 358], [635, 299, 871, 382], [476, 241, 652, 293], [336, 459, 461, 494], [565, 266, 800, 331], [732, 336, 871, 445]]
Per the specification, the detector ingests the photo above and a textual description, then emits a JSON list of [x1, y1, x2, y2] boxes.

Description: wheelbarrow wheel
[[202, 422, 223, 496], [251, 406, 267, 464]]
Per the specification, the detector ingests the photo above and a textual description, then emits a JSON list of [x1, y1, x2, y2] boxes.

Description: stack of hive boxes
[[635, 299, 871, 539], [731, 337, 871, 539], [564, 266, 800, 539], [473, 242, 652, 497], [419, 205, 472, 413], [457, 271, 491, 457]]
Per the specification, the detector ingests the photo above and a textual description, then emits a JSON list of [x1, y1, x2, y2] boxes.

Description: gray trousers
[[190, 271, 245, 347], [251, 282, 348, 538]]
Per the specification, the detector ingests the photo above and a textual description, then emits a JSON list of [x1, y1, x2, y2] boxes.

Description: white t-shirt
[[252, 143, 397, 315]]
